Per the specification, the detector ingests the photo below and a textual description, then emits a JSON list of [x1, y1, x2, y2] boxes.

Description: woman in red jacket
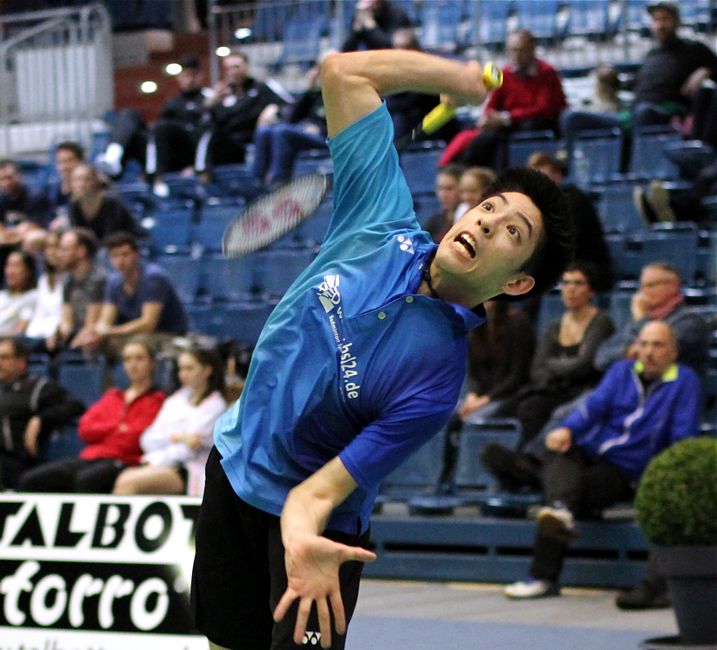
[[18, 337, 165, 492]]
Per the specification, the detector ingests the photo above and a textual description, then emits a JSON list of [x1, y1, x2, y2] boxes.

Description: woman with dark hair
[[457, 299, 535, 422], [113, 346, 227, 496], [0, 250, 37, 335], [68, 163, 140, 240], [502, 262, 615, 447], [18, 337, 165, 492]]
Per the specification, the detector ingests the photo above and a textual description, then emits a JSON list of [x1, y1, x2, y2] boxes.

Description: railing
[[207, 0, 717, 81], [0, 3, 113, 153]]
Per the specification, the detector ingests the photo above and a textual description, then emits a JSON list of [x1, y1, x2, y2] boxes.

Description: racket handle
[[420, 61, 502, 135], [421, 104, 456, 135]]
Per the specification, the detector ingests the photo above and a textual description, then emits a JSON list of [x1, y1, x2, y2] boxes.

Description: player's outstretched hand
[[274, 533, 376, 649]]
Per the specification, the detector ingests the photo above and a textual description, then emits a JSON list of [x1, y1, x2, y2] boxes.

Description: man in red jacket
[[439, 29, 566, 169]]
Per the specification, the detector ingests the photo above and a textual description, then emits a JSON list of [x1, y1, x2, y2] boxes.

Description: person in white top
[[0, 250, 38, 336], [25, 230, 67, 348], [112, 346, 228, 496]]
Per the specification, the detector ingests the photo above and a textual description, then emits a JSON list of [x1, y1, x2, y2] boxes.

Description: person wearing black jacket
[[0, 337, 84, 489], [341, 0, 411, 52], [196, 49, 287, 174], [96, 55, 208, 183]]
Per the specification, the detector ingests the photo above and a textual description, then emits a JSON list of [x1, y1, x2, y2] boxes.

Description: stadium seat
[[609, 286, 637, 332], [516, 0, 567, 42], [535, 289, 565, 335], [400, 147, 442, 196], [642, 223, 699, 285], [506, 130, 558, 167], [474, 0, 515, 50], [630, 125, 682, 181], [274, 2, 328, 69], [259, 248, 316, 297], [570, 128, 623, 184], [156, 254, 203, 303], [419, 0, 467, 53], [594, 183, 645, 232], [194, 202, 245, 252], [40, 424, 85, 462], [294, 196, 333, 245], [202, 254, 267, 302], [143, 203, 194, 254], [566, 0, 613, 39], [696, 231, 717, 284], [58, 355, 106, 407], [200, 300, 275, 346]]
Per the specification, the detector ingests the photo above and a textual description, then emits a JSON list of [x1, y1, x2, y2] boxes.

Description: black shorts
[[191, 447, 370, 650]]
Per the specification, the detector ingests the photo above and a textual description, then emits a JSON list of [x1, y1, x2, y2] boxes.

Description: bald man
[[504, 320, 702, 599]]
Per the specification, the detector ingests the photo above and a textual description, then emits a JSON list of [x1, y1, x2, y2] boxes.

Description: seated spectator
[[503, 320, 702, 599], [0, 251, 38, 336], [595, 262, 711, 374], [113, 346, 227, 496], [439, 30, 566, 169], [96, 56, 209, 197], [196, 50, 288, 175], [455, 166, 496, 221], [0, 159, 51, 235], [18, 337, 165, 493], [56, 228, 106, 351], [24, 230, 67, 351], [67, 164, 141, 240], [528, 152, 613, 291], [251, 63, 327, 187], [385, 29, 441, 142], [500, 262, 615, 446], [341, 0, 411, 52], [47, 141, 84, 223], [561, 3, 717, 153], [0, 336, 84, 489], [82, 231, 188, 358], [456, 300, 535, 423], [423, 164, 463, 244]]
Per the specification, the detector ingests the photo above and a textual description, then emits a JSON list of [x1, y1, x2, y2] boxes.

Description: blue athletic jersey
[[214, 104, 485, 534]]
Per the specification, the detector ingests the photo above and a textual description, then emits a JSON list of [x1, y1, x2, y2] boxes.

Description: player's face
[[434, 191, 542, 305]]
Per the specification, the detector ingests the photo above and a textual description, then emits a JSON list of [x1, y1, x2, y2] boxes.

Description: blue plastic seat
[[156, 254, 203, 303], [642, 224, 699, 284], [200, 300, 275, 346], [595, 182, 645, 232], [202, 254, 267, 302], [144, 204, 194, 254], [294, 196, 333, 245], [536, 289, 565, 335], [41, 424, 85, 462], [194, 202, 244, 252], [419, 0, 467, 53], [259, 248, 316, 298], [571, 128, 623, 184], [58, 355, 106, 407], [506, 130, 558, 167], [516, 0, 566, 42], [630, 126, 682, 181], [566, 0, 613, 38], [474, 0, 514, 49], [400, 147, 442, 196]]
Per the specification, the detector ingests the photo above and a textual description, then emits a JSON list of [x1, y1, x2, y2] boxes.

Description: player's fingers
[[273, 588, 296, 622], [316, 597, 332, 649], [340, 545, 376, 564], [329, 588, 346, 635], [294, 596, 313, 645]]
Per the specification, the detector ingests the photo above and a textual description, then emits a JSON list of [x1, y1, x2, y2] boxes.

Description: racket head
[[222, 173, 329, 257]]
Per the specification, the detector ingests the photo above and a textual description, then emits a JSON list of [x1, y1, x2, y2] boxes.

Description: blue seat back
[[506, 130, 558, 167], [630, 126, 681, 180], [380, 427, 447, 494], [58, 357, 106, 407]]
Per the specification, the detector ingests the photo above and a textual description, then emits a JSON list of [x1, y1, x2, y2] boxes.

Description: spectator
[[341, 0, 411, 52], [500, 262, 615, 446], [528, 152, 613, 291], [0, 160, 49, 242], [423, 164, 463, 244], [0, 336, 84, 489], [196, 50, 288, 174], [56, 228, 106, 351], [113, 346, 227, 497], [595, 262, 711, 374], [455, 166, 497, 220], [503, 320, 702, 599], [48, 141, 84, 222], [251, 63, 327, 187], [96, 56, 209, 196], [84, 232, 188, 357], [24, 230, 67, 351], [67, 164, 141, 241], [457, 300, 535, 423], [561, 2, 717, 149], [18, 337, 165, 493], [439, 30, 566, 169], [0, 251, 38, 336], [385, 29, 442, 142]]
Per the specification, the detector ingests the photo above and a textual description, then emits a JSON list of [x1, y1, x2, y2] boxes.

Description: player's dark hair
[[484, 167, 574, 299]]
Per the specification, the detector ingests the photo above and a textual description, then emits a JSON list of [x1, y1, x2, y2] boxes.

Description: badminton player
[[192, 48, 575, 650]]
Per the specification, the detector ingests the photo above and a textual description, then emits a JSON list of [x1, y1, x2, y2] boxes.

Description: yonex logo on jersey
[[303, 630, 321, 645], [317, 274, 341, 313], [397, 234, 414, 254]]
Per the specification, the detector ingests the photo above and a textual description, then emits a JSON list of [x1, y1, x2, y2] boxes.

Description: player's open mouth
[[453, 233, 476, 259]]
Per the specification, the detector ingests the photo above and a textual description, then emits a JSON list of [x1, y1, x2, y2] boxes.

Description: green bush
[[636, 437, 717, 546]]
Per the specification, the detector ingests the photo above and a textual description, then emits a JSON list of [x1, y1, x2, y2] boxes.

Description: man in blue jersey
[[191, 49, 574, 650]]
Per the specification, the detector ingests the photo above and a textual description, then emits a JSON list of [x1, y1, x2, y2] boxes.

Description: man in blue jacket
[[505, 320, 702, 599], [191, 48, 575, 650]]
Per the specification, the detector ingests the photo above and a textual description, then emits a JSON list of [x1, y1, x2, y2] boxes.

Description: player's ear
[[501, 274, 535, 297]]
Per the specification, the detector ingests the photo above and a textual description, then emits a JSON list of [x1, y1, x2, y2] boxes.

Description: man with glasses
[[595, 262, 711, 374]]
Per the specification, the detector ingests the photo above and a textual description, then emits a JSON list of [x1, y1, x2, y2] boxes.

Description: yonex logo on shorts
[[397, 234, 414, 254], [303, 630, 322, 645]]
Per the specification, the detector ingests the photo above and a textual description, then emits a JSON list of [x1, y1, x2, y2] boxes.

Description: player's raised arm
[[320, 49, 489, 138]]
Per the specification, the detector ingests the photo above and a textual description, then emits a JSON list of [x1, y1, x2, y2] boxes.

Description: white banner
[[0, 494, 203, 644]]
